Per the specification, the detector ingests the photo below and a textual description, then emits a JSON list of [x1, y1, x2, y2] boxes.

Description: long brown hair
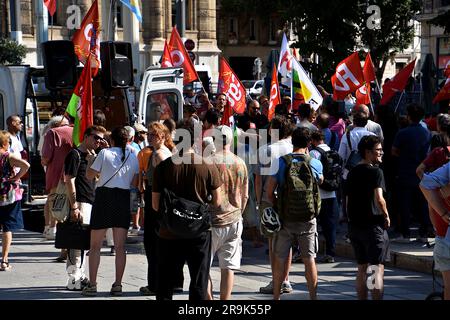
[[148, 122, 175, 151]]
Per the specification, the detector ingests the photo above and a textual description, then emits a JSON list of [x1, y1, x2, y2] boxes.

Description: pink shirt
[[329, 116, 346, 141], [41, 126, 73, 192]]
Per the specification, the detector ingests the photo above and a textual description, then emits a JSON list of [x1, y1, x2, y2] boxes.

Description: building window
[[269, 19, 277, 44], [250, 18, 257, 42], [228, 18, 238, 44], [186, 0, 192, 30], [116, 3, 123, 28]]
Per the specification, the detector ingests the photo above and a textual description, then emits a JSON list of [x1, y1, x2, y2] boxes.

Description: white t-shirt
[[9, 134, 23, 156], [91, 147, 139, 190], [309, 143, 336, 199]]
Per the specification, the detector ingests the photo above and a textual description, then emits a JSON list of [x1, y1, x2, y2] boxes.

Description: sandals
[[0, 261, 11, 271], [81, 282, 97, 297], [110, 283, 122, 296]]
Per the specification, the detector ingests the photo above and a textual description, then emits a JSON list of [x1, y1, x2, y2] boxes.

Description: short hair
[[258, 95, 268, 103], [406, 103, 425, 123], [353, 111, 369, 127], [93, 109, 106, 126], [163, 118, 176, 133], [292, 127, 311, 149], [270, 115, 293, 139], [298, 104, 312, 119], [316, 113, 330, 129], [6, 115, 20, 127], [311, 130, 325, 142], [0, 130, 11, 147], [358, 135, 382, 160], [437, 113, 450, 133], [84, 125, 107, 137], [204, 109, 220, 126]]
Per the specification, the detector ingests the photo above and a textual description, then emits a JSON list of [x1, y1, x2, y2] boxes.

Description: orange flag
[[380, 59, 416, 105], [433, 78, 450, 104], [72, 0, 100, 75], [43, 0, 56, 16], [161, 41, 173, 68], [363, 53, 376, 83], [268, 64, 281, 121], [331, 52, 364, 100], [218, 57, 246, 114], [168, 27, 199, 84]]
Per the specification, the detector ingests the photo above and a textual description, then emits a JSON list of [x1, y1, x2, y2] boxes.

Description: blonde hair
[[148, 121, 175, 151], [0, 130, 11, 148]]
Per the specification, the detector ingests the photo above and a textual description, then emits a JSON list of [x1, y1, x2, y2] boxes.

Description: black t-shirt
[[346, 163, 386, 227], [64, 148, 96, 204]]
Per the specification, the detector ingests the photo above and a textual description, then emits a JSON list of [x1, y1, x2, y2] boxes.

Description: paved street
[[0, 230, 437, 300]]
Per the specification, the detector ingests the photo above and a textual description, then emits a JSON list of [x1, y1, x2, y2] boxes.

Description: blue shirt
[[274, 153, 323, 187]]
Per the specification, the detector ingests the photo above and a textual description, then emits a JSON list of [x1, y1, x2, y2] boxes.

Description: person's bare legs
[[272, 254, 285, 300], [1, 231, 12, 262], [220, 269, 234, 300], [112, 227, 128, 285], [370, 264, 384, 300], [356, 264, 369, 300], [206, 276, 214, 300], [88, 229, 107, 285], [284, 249, 292, 283], [303, 257, 318, 300]]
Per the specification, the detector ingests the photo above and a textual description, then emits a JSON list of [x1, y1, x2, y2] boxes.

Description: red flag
[[380, 59, 416, 105], [218, 57, 246, 114], [444, 60, 450, 78], [43, 0, 56, 16], [72, 0, 100, 75], [363, 53, 376, 83], [161, 41, 174, 68], [356, 83, 371, 105], [168, 27, 199, 84], [433, 78, 450, 104], [221, 103, 234, 127], [268, 64, 281, 121], [331, 52, 364, 100]]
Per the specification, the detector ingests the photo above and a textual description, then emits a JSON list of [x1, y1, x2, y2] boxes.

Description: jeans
[[319, 198, 339, 257]]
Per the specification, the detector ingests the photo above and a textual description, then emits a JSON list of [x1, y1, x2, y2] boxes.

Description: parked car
[[242, 80, 264, 98]]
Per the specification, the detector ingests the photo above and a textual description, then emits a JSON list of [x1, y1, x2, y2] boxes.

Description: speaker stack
[[42, 40, 78, 90], [100, 41, 134, 89]]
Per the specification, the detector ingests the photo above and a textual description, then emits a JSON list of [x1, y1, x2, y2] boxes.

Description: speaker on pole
[[42, 41, 78, 90], [100, 41, 134, 89]]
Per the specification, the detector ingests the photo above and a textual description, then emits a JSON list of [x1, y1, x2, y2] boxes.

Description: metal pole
[[107, 0, 116, 41], [35, 0, 48, 66], [176, 0, 186, 37], [9, 0, 22, 43], [394, 90, 405, 114]]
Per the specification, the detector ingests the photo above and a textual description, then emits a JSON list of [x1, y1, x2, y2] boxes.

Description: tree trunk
[[378, 56, 389, 84]]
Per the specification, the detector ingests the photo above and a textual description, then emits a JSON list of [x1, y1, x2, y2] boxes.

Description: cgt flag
[[356, 82, 371, 105], [433, 78, 450, 104], [331, 52, 364, 101], [168, 27, 199, 84], [278, 33, 293, 78], [268, 64, 281, 121], [218, 57, 246, 114], [66, 57, 93, 146], [363, 52, 376, 83], [72, 0, 100, 75], [161, 41, 174, 68], [380, 59, 416, 105], [43, 0, 56, 16]]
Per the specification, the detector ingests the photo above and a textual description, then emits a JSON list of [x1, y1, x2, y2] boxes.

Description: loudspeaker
[[100, 41, 134, 89], [42, 41, 78, 90]]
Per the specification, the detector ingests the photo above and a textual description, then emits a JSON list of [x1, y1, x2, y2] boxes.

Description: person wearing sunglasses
[[6, 115, 24, 157]]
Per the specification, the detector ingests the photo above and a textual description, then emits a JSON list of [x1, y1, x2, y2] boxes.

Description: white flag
[[292, 59, 323, 110], [277, 33, 294, 78]]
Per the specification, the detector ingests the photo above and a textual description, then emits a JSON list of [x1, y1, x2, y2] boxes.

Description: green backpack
[[278, 154, 321, 222]]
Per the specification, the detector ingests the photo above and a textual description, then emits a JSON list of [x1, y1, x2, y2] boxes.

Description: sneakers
[[281, 281, 293, 293], [110, 283, 123, 296], [139, 286, 156, 296], [320, 255, 335, 263], [45, 227, 56, 240], [66, 277, 89, 291], [259, 280, 291, 294], [81, 283, 97, 296], [0, 261, 11, 271], [129, 226, 141, 235]]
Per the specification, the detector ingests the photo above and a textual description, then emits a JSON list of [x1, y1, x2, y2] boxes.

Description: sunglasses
[[91, 134, 104, 141]]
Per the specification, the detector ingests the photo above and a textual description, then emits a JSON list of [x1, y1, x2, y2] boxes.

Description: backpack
[[311, 146, 343, 191], [344, 130, 362, 171], [278, 154, 321, 222]]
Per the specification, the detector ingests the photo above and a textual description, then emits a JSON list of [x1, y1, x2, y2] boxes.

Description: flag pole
[[394, 90, 405, 114], [107, 0, 114, 41], [367, 85, 375, 116], [50, 14, 53, 40]]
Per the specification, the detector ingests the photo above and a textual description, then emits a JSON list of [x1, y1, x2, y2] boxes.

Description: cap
[[134, 123, 148, 133]]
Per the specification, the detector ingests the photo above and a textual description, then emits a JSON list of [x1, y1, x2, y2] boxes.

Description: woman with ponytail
[[84, 126, 139, 297]]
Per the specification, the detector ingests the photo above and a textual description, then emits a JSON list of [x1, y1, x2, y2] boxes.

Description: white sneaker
[[130, 227, 141, 235], [45, 227, 56, 240]]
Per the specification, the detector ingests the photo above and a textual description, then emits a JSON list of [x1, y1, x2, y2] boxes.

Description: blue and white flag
[[119, 0, 142, 23]]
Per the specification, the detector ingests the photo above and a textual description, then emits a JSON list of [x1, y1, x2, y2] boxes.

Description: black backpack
[[311, 146, 343, 191]]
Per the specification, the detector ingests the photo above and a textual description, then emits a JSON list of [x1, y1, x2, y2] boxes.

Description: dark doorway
[[229, 56, 256, 80]]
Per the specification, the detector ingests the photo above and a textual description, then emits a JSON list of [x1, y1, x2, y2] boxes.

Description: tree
[[429, 9, 450, 34], [0, 37, 27, 65]]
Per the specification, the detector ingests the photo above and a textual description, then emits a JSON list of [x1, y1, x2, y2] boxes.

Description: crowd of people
[[0, 84, 449, 301]]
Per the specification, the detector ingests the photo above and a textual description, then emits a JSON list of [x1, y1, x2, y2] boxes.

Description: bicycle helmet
[[261, 207, 281, 233]]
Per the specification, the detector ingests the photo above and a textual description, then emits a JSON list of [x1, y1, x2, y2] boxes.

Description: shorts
[[434, 237, 450, 272], [211, 219, 243, 270], [0, 201, 23, 232], [272, 219, 318, 260], [348, 224, 390, 265]]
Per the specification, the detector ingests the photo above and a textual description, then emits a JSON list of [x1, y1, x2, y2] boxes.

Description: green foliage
[[0, 37, 27, 65], [429, 9, 450, 34]]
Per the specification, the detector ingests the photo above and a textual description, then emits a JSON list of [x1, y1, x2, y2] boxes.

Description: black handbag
[[55, 219, 91, 250], [160, 188, 211, 239]]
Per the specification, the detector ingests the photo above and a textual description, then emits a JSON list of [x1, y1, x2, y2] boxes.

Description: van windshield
[[146, 92, 179, 123]]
